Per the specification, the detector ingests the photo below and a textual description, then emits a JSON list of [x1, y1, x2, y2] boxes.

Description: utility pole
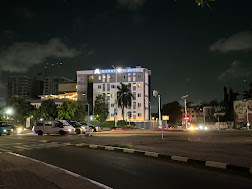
[[181, 95, 189, 129]]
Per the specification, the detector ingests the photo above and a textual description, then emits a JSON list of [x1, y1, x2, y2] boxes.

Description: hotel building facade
[[76, 66, 151, 122]]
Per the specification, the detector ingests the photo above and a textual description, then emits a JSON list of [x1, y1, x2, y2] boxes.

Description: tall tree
[[38, 99, 58, 120], [94, 94, 109, 122], [162, 101, 182, 125], [58, 101, 85, 122], [117, 83, 134, 121], [4, 96, 34, 125]]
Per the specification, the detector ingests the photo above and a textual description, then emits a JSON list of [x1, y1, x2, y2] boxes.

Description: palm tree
[[243, 82, 252, 99], [117, 83, 134, 121]]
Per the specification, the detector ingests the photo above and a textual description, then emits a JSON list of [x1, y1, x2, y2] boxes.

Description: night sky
[[0, 0, 252, 111]]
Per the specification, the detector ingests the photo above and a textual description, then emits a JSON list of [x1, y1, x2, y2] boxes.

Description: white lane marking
[[7, 152, 113, 189], [14, 146, 31, 150], [0, 148, 12, 152]]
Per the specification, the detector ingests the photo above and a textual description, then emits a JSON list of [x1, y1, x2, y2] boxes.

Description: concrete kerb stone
[[205, 161, 227, 169], [89, 144, 98, 149], [171, 156, 188, 162], [105, 146, 115, 151], [145, 151, 159, 158]]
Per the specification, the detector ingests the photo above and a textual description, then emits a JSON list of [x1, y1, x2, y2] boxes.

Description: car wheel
[[59, 130, 66, 135], [38, 130, 43, 135], [75, 129, 81, 134]]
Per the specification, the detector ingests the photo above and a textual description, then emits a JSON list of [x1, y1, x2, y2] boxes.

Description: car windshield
[[0, 122, 8, 127], [59, 120, 71, 126]]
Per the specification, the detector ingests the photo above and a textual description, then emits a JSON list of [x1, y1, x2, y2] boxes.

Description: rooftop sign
[[94, 68, 140, 74]]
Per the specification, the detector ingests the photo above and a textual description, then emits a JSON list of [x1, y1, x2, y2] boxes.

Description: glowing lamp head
[[6, 108, 13, 115], [94, 69, 101, 74]]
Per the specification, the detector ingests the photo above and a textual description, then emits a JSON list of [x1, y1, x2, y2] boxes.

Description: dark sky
[[0, 0, 252, 111]]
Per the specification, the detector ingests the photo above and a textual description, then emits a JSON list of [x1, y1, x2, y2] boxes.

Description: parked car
[[33, 120, 75, 135], [9, 125, 25, 134], [69, 121, 88, 134], [0, 121, 13, 136], [84, 123, 101, 132]]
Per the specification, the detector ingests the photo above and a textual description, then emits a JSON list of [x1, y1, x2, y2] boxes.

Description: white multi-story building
[[77, 66, 151, 122]]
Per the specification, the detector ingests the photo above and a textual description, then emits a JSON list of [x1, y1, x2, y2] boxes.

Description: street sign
[[26, 118, 30, 128]]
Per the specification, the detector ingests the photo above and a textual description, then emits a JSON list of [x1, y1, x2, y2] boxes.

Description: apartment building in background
[[8, 75, 33, 99], [77, 66, 151, 122], [43, 76, 74, 95]]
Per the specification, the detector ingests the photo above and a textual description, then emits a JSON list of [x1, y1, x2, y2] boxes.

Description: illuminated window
[[98, 76, 101, 80], [103, 75, 106, 79], [107, 93, 110, 96], [89, 75, 94, 82], [133, 83, 136, 91], [111, 94, 114, 98], [138, 84, 141, 88], [107, 75, 110, 79]]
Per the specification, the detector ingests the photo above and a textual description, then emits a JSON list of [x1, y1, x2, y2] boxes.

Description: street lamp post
[[153, 90, 163, 139], [112, 65, 118, 127], [246, 100, 250, 129], [181, 95, 189, 129]]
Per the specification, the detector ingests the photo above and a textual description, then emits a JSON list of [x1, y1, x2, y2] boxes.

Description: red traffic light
[[184, 116, 190, 120]]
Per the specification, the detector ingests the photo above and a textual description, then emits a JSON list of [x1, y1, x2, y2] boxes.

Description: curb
[[72, 143, 252, 175]]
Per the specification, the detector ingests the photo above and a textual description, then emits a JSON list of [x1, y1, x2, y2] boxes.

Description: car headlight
[[3, 129, 7, 133], [204, 127, 208, 130], [68, 129, 72, 132], [199, 126, 203, 130], [17, 128, 23, 131], [11, 129, 13, 132]]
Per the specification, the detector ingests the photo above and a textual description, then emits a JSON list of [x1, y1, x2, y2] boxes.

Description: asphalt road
[[1, 136, 252, 189]]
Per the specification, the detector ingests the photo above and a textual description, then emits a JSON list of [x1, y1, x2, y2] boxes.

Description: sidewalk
[[0, 152, 105, 189]]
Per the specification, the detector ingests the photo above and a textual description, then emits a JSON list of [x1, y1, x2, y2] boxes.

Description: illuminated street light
[[6, 108, 13, 115]]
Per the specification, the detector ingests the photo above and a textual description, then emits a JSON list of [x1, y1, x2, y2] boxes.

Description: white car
[[33, 120, 75, 135]]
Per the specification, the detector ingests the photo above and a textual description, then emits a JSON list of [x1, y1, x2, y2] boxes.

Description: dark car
[[0, 121, 13, 136], [69, 121, 87, 134]]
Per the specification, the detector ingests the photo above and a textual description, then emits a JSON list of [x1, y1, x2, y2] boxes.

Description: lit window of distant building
[[98, 76, 101, 80], [138, 84, 141, 88]]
